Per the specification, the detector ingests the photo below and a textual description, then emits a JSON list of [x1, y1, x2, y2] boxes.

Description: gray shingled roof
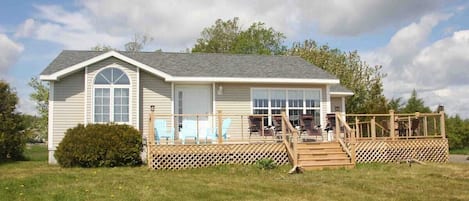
[[41, 50, 338, 80], [330, 84, 353, 94]]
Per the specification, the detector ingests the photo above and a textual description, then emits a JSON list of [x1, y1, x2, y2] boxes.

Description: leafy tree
[[192, 17, 286, 55], [289, 40, 388, 114], [387, 97, 404, 112], [125, 33, 153, 52], [401, 89, 431, 113], [0, 81, 27, 161], [90, 44, 115, 51], [28, 77, 48, 141], [90, 34, 154, 52], [192, 17, 241, 53]]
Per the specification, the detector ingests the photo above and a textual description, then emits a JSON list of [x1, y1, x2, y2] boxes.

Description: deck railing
[[280, 111, 299, 168], [335, 110, 446, 142], [335, 113, 356, 164], [333, 111, 448, 164], [148, 111, 291, 145], [148, 109, 448, 167]]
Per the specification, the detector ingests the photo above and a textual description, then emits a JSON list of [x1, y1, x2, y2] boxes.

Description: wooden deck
[[147, 110, 449, 171]]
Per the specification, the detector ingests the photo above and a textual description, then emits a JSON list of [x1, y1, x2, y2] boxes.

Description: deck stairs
[[297, 142, 354, 171]]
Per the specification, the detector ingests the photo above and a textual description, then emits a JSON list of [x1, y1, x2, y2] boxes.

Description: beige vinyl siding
[[52, 70, 85, 148], [140, 70, 172, 140], [215, 83, 328, 140], [331, 97, 342, 112], [214, 83, 251, 140], [85, 57, 138, 128]]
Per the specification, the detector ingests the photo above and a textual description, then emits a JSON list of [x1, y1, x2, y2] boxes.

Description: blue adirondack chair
[[179, 120, 198, 144], [154, 119, 174, 144], [206, 118, 231, 143]]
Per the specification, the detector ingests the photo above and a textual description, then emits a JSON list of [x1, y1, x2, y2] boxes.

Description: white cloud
[[17, 94, 38, 116], [297, 0, 444, 36], [18, 5, 127, 49], [363, 12, 469, 117], [0, 34, 24, 76], [16, 0, 446, 51], [15, 18, 36, 38]]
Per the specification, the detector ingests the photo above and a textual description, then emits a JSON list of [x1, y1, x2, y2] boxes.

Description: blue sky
[[1, 0, 469, 117]]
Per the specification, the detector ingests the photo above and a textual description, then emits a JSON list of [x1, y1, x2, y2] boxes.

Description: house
[[40, 50, 353, 164]]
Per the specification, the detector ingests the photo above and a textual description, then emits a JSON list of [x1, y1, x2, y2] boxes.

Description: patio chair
[[206, 118, 232, 143], [248, 116, 262, 136], [155, 119, 175, 144], [179, 120, 198, 144], [300, 114, 322, 141], [411, 118, 420, 136], [272, 116, 283, 138]]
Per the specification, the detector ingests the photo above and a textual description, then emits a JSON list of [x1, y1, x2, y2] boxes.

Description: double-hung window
[[93, 68, 130, 123]]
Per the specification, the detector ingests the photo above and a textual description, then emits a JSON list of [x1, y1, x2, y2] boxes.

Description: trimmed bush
[[55, 123, 142, 167]]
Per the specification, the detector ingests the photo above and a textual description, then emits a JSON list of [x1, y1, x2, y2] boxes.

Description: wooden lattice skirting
[[148, 143, 289, 170], [350, 139, 449, 163]]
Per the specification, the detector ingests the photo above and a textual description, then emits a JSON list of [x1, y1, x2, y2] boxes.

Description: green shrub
[[255, 158, 277, 170], [55, 123, 142, 167]]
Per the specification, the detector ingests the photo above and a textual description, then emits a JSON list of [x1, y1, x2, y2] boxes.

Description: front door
[[175, 85, 212, 138]]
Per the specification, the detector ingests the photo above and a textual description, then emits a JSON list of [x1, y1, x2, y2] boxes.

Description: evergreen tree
[[0, 81, 27, 161], [402, 89, 431, 113]]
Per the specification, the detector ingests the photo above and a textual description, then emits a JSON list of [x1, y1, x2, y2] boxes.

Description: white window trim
[[250, 87, 322, 125], [92, 66, 132, 124]]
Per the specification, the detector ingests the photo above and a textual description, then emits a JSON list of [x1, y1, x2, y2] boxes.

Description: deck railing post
[[415, 112, 420, 136], [439, 111, 446, 138], [196, 115, 200, 144], [371, 117, 376, 140], [335, 112, 340, 142], [281, 111, 286, 143], [351, 128, 356, 165], [424, 116, 428, 137], [355, 117, 360, 139], [148, 105, 155, 168], [149, 106, 155, 145], [241, 115, 244, 141], [217, 110, 223, 144], [389, 110, 396, 140]]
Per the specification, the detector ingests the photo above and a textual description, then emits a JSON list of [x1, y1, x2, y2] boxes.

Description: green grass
[[23, 143, 48, 161], [450, 147, 469, 155], [1, 144, 468, 201]]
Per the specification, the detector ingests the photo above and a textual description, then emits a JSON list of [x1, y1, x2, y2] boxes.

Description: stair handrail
[[281, 111, 299, 169], [335, 112, 356, 164]]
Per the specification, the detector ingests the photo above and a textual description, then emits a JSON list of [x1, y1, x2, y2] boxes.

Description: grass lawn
[[0, 144, 468, 201]]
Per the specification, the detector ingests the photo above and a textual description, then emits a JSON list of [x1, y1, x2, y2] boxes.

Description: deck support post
[[389, 110, 396, 140], [439, 111, 446, 138], [217, 110, 223, 144]]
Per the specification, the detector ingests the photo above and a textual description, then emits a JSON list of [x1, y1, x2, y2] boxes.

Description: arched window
[[93, 68, 130, 123]]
